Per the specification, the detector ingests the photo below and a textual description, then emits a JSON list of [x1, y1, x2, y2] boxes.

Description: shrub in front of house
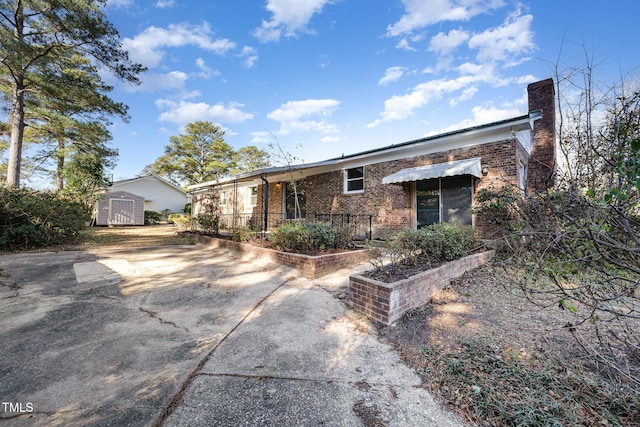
[[168, 214, 192, 231], [144, 210, 162, 225], [269, 221, 350, 253], [416, 223, 477, 262], [0, 187, 89, 250], [196, 213, 219, 234], [366, 223, 478, 279]]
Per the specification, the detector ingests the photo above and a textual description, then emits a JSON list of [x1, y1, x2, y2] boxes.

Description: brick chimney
[[527, 78, 556, 192]]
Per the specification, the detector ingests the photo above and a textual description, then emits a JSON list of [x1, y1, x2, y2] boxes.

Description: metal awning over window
[[382, 157, 482, 184]]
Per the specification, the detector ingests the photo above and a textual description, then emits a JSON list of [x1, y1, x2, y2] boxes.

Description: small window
[[344, 167, 364, 193], [249, 186, 258, 207], [220, 191, 226, 205]]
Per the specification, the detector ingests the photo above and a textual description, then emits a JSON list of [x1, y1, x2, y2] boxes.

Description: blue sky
[[102, 0, 639, 181]]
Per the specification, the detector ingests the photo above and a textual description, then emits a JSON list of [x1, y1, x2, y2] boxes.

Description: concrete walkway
[[0, 243, 463, 426]]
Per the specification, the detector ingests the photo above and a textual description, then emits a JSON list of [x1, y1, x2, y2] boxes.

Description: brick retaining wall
[[199, 236, 368, 279], [349, 250, 495, 325]]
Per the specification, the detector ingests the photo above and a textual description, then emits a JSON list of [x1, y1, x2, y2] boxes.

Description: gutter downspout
[[260, 173, 269, 233]]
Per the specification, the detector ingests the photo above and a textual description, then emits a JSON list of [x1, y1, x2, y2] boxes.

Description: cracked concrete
[[0, 242, 464, 426]]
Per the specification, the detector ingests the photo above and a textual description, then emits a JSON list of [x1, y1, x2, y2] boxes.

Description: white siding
[[111, 176, 187, 213]]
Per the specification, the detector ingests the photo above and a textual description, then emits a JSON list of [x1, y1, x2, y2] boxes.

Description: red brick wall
[[305, 139, 520, 236], [201, 235, 368, 278], [527, 78, 556, 192], [349, 250, 495, 325]]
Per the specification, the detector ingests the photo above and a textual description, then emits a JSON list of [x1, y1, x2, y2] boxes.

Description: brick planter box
[[198, 235, 368, 279], [348, 250, 495, 325]]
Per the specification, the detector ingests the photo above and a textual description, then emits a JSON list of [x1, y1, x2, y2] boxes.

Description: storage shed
[[94, 191, 145, 226]]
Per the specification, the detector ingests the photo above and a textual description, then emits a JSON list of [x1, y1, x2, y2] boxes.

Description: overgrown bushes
[[0, 188, 89, 250], [144, 210, 162, 225], [366, 223, 478, 280], [269, 221, 351, 253], [475, 184, 640, 388]]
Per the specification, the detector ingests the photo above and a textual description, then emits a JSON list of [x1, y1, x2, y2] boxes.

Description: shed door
[[109, 199, 135, 225]]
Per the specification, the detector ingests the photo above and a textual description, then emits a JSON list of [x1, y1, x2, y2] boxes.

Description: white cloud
[[436, 103, 524, 134], [268, 99, 340, 122], [154, 0, 175, 8], [194, 58, 221, 79], [429, 28, 469, 55], [125, 70, 189, 93], [379, 67, 407, 86], [251, 130, 271, 144], [253, 0, 333, 43], [106, 0, 132, 8], [387, 0, 505, 36], [367, 76, 480, 127], [395, 38, 417, 51], [267, 99, 340, 137], [468, 10, 534, 64], [156, 100, 254, 125], [449, 86, 478, 106], [122, 22, 236, 68], [240, 46, 259, 68]]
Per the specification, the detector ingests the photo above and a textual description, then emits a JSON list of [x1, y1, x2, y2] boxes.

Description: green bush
[[417, 223, 477, 262], [170, 215, 192, 232], [196, 213, 219, 234], [167, 213, 182, 224], [366, 223, 477, 276], [144, 210, 162, 225], [0, 188, 89, 250], [232, 226, 254, 243], [269, 221, 350, 252]]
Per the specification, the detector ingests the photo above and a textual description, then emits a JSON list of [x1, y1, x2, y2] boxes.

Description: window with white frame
[[344, 167, 364, 193], [220, 191, 226, 206]]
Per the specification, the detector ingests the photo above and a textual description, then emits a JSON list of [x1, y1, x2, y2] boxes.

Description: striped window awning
[[381, 157, 482, 184]]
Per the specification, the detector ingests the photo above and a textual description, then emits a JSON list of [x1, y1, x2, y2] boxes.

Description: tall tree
[[0, 0, 144, 187], [144, 121, 234, 187], [143, 121, 272, 187], [230, 145, 272, 175], [21, 52, 124, 193]]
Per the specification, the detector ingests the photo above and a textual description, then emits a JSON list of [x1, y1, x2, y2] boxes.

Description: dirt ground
[[380, 265, 577, 355], [77, 224, 197, 249], [377, 264, 640, 426]]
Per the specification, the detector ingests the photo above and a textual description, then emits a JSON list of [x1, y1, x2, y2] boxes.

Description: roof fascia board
[[188, 116, 531, 191], [333, 118, 531, 170], [112, 175, 187, 194]]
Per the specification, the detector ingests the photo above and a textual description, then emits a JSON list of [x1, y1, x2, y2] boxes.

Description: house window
[[416, 176, 473, 228], [284, 180, 306, 219], [249, 186, 258, 207], [344, 167, 364, 193], [220, 191, 227, 206]]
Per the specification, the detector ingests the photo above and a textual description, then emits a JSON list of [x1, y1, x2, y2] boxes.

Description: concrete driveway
[[0, 241, 463, 426]]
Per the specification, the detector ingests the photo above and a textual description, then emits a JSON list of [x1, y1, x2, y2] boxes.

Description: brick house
[[188, 78, 556, 238]]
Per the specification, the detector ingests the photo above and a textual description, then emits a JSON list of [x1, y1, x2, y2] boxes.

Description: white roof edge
[[188, 115, 531, 191], [112, 174, 188, 195], [187, 159, 339, 191]]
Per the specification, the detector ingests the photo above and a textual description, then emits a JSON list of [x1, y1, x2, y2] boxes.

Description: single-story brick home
[[188, 78, 556, 238]]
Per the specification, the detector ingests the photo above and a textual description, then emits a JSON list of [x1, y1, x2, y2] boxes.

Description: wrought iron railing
[[193, 212, 374, 240]]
